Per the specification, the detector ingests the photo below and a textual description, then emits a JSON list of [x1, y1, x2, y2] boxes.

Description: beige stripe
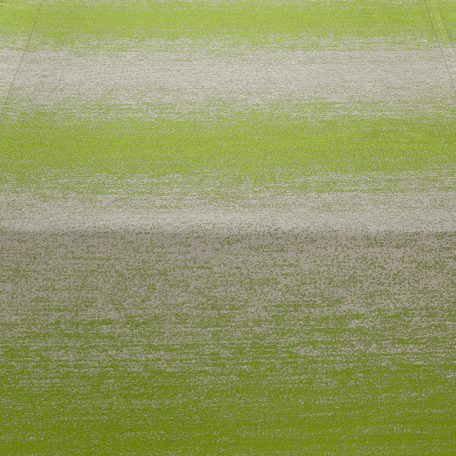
[[2, 47, 454, 114]]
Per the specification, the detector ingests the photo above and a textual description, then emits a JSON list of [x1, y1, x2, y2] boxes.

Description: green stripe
[[2, 108, 455, 191], [1, 0, 450, 47]]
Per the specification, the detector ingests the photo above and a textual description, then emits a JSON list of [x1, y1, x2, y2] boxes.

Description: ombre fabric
[[1, 1, 455, 454]]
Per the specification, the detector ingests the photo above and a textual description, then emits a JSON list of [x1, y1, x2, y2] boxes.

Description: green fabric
[[1, 1, 455, 454]]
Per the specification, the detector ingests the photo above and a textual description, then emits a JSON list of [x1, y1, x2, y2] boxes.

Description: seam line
[[422, 0, 456, 97], [2, 0, 45, 115]]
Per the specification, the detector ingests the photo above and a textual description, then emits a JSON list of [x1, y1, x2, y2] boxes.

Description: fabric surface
[[1, 1, 455, 454]]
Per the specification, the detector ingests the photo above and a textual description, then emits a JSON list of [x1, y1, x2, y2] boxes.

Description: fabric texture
[[1, 1, 455, 453]]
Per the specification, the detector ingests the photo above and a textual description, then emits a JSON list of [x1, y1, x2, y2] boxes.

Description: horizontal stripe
[[2, 112, 455, 180], [2, 46, 455, 115], [0, 187, 456, 232], [2, 0, 452, 46]]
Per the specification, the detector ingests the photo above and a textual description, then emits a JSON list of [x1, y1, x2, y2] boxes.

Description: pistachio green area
[[1, 0, 456, 454], [2, 109, 456, 190], [435, 0, 456, 42], [0, 0, 452, 47], [1, 230, 455, 454]]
